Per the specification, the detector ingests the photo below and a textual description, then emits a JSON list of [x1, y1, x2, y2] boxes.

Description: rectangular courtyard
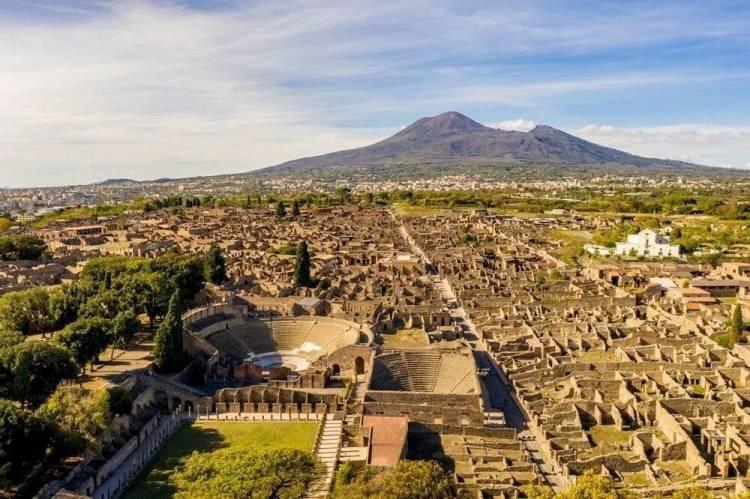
[[125, 421, 319, 499]]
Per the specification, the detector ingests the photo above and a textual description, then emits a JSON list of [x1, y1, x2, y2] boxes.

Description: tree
[[526, 471, 629, 499], [0, 329, 24, 350], [333, 460, 454, 499], [275, 200, 287, 219], [0, 287, 53, 335], [0, 399, 53, 487], [108, 386, 133, 416], [0, 341, 78, 406], [374, 460, 453, 499], [0, 235, 46, 261], [152, 290, 185, 372], [54, 318, 111, 373], [110, 310, 140, 358], [728, 304, 744, 347], [670, 487, 714, 499], [291, 199, 301, 217], [79, 289, 121, 319], [131, 271, 174, 327], [172, 448, 321, 499], [203, 244, 228, 285], [150, 253, 205, 302], [11, 349, 31, 406], [152, 321, 175, 373], [48, 285, 82, 330], [294, 240, 312, 287], [333, 187, 351, 205], [36, 385, 111, 452]]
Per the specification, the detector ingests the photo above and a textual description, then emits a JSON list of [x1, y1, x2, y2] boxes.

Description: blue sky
[[1, 0, 749, 187]]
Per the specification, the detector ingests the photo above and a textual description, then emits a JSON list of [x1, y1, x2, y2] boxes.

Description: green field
[[125, 421, 319, 499]]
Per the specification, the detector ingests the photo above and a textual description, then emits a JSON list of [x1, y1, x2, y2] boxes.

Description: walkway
[[304, 416, 343, 498]]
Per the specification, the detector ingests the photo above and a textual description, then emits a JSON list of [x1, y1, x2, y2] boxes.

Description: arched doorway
[[172, 397, 182, 412], [185, 400, 195, 415], [355, 357, 365, 376], [331, 364, 341, 376]]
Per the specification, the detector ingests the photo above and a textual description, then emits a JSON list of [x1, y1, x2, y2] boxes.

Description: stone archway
[[331, 364, 341, 376]]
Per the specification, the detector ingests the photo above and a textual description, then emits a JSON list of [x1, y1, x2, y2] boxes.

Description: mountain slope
[[256, 111, 700, 174]]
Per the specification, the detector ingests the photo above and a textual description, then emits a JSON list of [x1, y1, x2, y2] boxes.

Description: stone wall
[[364, 391, 483, 426]]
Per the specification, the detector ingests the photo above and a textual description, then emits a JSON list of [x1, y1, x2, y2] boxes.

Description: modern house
[[585, 229, 681, 258]]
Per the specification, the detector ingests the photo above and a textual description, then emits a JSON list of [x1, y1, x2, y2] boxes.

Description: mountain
[[256, 111, 704, 175]]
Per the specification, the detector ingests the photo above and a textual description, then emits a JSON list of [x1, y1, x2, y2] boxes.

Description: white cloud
[[0, 1, 748, 186], [575, 124, 750, 168], [496, 119, 536, 132]]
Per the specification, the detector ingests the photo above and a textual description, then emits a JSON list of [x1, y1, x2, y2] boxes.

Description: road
[[395, 212, 565, 490]]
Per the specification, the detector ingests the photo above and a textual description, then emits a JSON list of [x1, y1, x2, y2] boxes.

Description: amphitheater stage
[[247, 352, 311, 371]]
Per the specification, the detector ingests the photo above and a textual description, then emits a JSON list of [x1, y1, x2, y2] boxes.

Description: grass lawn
[[659, 461, 693, 482], [622, 472, 650, 486], [713, 333, 731, 348], [392, 203, 469, 217], [124, 421, 319, 499], [381, 328, 428, 348], [590, 425, 633, 446]]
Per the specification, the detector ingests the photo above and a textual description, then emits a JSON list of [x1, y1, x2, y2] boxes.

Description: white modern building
[[584, 229, 681, 258]]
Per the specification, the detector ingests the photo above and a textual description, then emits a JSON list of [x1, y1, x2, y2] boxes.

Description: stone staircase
[[304, 415, 343, 498], [344, 381, 367, 426]]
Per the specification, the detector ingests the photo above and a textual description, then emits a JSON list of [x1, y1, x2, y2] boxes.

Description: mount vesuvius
[[255, 112, 714, 176]]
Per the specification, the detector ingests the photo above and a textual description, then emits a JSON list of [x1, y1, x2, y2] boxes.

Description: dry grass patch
[[381, 328, 429, 348]]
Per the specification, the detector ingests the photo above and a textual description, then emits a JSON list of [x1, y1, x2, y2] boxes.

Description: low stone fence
[[91, 412, 189, 499]]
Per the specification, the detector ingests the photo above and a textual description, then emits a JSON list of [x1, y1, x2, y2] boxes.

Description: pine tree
[[291, 199, 301, 217], [152, 290, 185, 372], [12, 349, 31, 406], [275, 201, 287, 219], [152, 322, 174, 372], [203, 244, 227, 284], [728, 304, 744, 347], [294, 240, 312, 287]]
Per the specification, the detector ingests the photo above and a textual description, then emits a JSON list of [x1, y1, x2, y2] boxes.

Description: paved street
[[396, 213, 565, 491]]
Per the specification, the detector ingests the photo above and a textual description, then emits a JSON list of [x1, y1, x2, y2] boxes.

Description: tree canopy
[[171, 448, 320, 499], [333, 460, 454, 499], [0, 287, 53, 334], [0, 341, 78, 406], [0, 235, 46, 261], [36, 385, 111, 453], [54, 317, 111, 372], [0, 399, 54, 487], [0, 252, 206, 338], [526, 471, 630, 499]]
